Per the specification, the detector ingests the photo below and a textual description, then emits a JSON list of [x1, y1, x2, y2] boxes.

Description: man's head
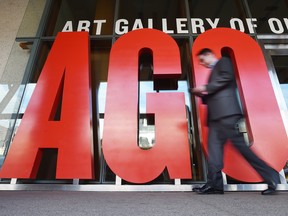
[[197, 48, 217, 68]]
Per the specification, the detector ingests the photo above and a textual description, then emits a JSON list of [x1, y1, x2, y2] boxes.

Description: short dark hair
[[197, 48, 213, 56]]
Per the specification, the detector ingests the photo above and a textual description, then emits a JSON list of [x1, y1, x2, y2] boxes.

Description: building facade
[[0, 0, 288, 191]]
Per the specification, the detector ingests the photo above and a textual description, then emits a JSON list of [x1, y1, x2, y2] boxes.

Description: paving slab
[[0, 191, 287, 216]]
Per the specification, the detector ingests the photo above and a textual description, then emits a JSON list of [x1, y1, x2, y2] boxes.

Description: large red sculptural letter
[[0, 32, 94, 179], [102, 29, 192, 183], [192, 28, 288, 182]]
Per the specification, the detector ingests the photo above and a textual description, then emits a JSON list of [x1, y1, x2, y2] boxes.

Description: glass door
[[264, 42, 288, 183]]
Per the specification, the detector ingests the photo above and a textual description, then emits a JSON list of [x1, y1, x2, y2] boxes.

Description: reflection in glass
[[280, 84, 288, 107], [0, 85, 25, 114], [0, 42, 31, 157], [138, 81, 191, 150], [0, 83, 35, 155], [272, 55, 288, 183], [273, 55, 288, 106], [18, 84, 36, 113], [98, 82, 106, 139], [284, 161, 288, 182], [91, 39, 111, 182], [138, 81, 191, 113], [0, 84, 36, 156], [0, 119, 19, 156]]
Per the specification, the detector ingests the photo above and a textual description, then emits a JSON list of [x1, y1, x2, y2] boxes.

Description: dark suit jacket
[[202, 56, 242, 122]]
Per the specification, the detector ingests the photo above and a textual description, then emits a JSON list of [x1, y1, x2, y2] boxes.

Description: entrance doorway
[[264, 41, 288, 183]]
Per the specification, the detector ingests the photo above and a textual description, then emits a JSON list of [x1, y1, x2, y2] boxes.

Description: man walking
[[192, 48, 280, 195]]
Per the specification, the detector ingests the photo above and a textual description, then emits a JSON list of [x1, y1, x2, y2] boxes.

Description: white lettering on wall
[[269, 18, 284, 34], [62, 21, 73, 32], [61, 18, 288, 35], [162, 18, 174, 34], [246, 18, 257, 34], [206, 18, 220, 29], [93, 20, 106, 35], [115, 19, 129, 35], [77, 20, 91, 32], [176, 18, 188, 34], [191, 18, 205, 33], [132, 19, 144, 30], [148, 19, 153, 29], [230, 18, 245, 32]]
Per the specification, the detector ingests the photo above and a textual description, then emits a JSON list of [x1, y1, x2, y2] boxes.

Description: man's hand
[[191, 85, 207, 97]]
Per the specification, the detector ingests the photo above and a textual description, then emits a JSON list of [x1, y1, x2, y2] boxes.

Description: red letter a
[[0, 32, 94, 179]]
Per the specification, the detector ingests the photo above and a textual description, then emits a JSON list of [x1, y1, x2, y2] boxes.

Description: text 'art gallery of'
[[1, 0, 288, 192]]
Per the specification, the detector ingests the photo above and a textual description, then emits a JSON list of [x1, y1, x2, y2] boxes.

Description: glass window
[[271, 54, 288, 183], [0, 40, 49, 161], [3, 0, 211, 184], [90, 39, 111, 140], [189, 0, 247, 34], [0, 42, 32, 157], [247, 0, 288, 34], [91, 39, 111, 182], [44, 0, 115, 36], [30, 41, 53, 83], [272, 55, 288, 107], [1, 39, 112, 181]]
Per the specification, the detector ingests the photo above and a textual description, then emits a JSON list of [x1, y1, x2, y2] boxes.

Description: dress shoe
[[263, 177, 279, 195], [196, 186, 224, 195], [267, 179, 278, 189], [261, 187, 277, 195], [192, 184, 208, 192]]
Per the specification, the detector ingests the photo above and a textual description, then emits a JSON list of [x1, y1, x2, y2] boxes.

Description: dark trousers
[[207, 115, 279, 190]]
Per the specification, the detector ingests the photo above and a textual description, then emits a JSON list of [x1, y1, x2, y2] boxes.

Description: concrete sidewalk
[[0, 191, 287, 216]]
